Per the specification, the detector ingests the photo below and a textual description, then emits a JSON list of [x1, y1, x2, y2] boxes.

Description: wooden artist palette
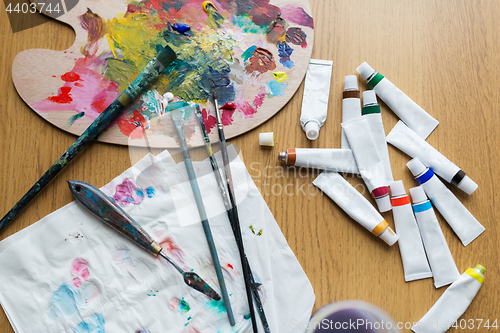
[[13, 0, 314, 147]]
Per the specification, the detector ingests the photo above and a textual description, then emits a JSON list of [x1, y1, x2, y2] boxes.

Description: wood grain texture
[[0, 0, 499, 332]]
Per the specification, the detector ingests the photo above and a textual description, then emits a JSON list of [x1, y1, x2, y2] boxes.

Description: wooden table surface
[[1, 0, 499, 332]]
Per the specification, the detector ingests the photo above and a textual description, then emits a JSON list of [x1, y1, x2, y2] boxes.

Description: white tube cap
[[375, 195, 392, 212], [356, 62, 376, 80], [304, 121, 320, 140], [409, 186, 428, 204], [259, 132, 274, 146], [457, 175, 478, 195], [363, 90, 378, 107], [407, 158, 427, 177], [344, 75, 358, 91], [389, 180, 406, 197], [379, 227, 399, 246], [164, 92, 174, 102]]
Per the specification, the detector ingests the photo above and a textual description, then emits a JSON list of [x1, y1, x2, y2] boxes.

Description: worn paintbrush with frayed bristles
[[0, 46, 177, 233]]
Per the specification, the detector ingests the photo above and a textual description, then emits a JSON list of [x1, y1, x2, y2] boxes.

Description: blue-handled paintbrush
[[170, 105, 235, 326], [0, 46, 177, 232]]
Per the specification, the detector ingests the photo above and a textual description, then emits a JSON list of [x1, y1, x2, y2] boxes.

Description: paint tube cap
[[379, 227, 399, 246], [407, 158, 427, 177], [357, 62, 376, 80], [409, 186, 428, 204], [164, 92, 174, 102], [363, 90, 378, 107], [389, 180, 406, 197], [304, 121, 320, 140], [457, 175, 478, 195], [375, 195, 392, 212], [259, 132, 274, 146], [344, 75, 358, 91]]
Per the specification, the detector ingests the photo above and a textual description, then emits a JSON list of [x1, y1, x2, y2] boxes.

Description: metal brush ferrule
[[148, 241, 162, 256]]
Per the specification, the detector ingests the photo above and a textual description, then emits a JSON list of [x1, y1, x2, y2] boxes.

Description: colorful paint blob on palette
[[31, 0, 312, 140]]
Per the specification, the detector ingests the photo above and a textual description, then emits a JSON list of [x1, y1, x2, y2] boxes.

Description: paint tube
[[412, 265, 486, 333], [357, 62, 439, 139], [341, 75, 361, 149], [407, 158, 485, 246], [389, 180, 432, 281], [300, 59, 333, 140], [313, 172, 398, 246], [363, 90, 394, 181], [342, 117, 392, 212], [387, 121, 478, 194], [278, 148, 359, 174], [410, 186, 460, 288]]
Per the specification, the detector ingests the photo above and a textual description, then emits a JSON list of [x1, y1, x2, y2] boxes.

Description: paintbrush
[[0, 46, 177, 233], [170, 105, 235, 326], [195, 103, 269, 333], [68, 180, 220, 301]]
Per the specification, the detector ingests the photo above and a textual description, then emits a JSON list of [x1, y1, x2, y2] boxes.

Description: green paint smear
[[67, 112, 85, 127], [179, 297, 191, 313], [232, 14, 267, 34], [206, 299, 226, 314]]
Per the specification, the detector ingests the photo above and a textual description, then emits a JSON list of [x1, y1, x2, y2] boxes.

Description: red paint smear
[[253, 93, 265, 109], [201, 108, 217, 133], [91, 98, 108, 114], [221, 108, 236, 126], [80, 268, 90, 281], [227, 263, 234, 269], [48, 87, 73, 104], [221, 102, 236, 110], [70, 258, 89, 276], [73, 277, 82, 288], [61, 72, 81, 82], [52, 75, 57, 78], [117, 110, 147, 139], [74, 82, 84, 87], [239, 101, 257, 117]]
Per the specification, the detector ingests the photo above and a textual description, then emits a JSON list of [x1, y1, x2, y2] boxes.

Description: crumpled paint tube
[[389, 180, 432, 281], [410, 186, 460, 288], [278, 148, 359, 174], [363, 90, 394, 182], [407, 158, 485, 246], [387, 121, 478, 194], [341, 75, 361, 149], [342, 117, 392, 212], [313, 171, 398, 246], [412, 265, 486, 333], [357, 62, 439, 139], [300, 59, 334, 140]]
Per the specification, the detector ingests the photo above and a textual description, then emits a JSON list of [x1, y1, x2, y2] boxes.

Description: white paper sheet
[[0, 145, 315, 333]]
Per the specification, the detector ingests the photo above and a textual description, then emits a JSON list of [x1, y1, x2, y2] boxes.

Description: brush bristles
[[156, 45, 177, 67]]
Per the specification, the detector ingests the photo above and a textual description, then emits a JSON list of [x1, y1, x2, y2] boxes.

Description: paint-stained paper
[[0, 146, 314, 333]]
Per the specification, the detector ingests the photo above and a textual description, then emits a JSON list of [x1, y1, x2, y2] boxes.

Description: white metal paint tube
[[313, 171, 398, 246], [278, 148, 359, 174], [341, 75, 361, 149], [357, 62, 439, 139], [387, 121, 478, 194], [409, 186, 460, 288], [342, 117, 392, 212], [406, 158, 485, 246], [363, 90, 394, 182], [412, 265, 486, 333], [300, 59, 334, 140], [389, 180, 432, 281]]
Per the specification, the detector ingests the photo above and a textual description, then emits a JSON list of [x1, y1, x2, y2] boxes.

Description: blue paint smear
[[266, 81, 286, 97], [146, 187, 155, 198], [74, 313, 105, 333], [49, 284, 82, 319], [135, 190, 144, 197], [241, 45, 257, 61], [277, 41, 294, 68]]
